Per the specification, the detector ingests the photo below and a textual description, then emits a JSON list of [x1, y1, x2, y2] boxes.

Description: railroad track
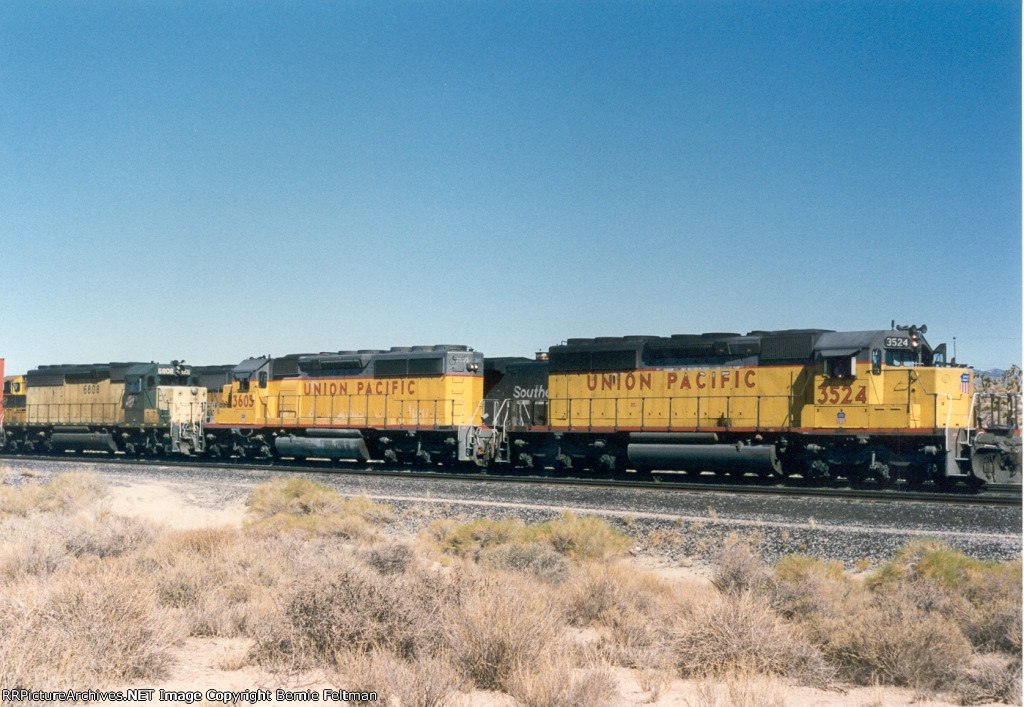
[[2, 453, 1020, 507]]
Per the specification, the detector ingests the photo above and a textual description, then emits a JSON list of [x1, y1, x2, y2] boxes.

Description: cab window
[[259, 371, 268, 389], [824, 356, 856, 379], [885, 350, 919, 367]]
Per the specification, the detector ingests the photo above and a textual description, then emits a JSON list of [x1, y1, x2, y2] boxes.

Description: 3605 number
[[816, 385, 867, 404]]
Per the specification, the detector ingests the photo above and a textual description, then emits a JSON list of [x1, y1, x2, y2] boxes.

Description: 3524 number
[[816, 385, 867, 404]]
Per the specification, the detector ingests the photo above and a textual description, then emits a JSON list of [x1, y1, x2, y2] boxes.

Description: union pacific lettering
[[583, 369, 756, 392], [303, 379, 417, 396]]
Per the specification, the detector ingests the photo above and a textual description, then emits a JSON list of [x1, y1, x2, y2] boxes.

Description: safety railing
[[483, 398, 549, 428], [494, 394, 795, 431], [974, 393, 1022, 431], [25, 403, 121, 425]]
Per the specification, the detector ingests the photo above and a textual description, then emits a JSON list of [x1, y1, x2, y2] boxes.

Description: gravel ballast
[[3, 458, 1020, 569]]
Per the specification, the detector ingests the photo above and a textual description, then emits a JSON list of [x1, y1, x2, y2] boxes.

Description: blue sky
[[1, 1, 1020, 375]]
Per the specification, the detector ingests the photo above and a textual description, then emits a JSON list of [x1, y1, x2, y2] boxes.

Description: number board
[[884, 336, 910, 349]]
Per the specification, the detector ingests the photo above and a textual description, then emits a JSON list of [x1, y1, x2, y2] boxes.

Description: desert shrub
[[564, 561, 680, 626], [505, 651, 620, 707], [0, 559, 178, 686], [423, 517, 525, 558], [335, 649, 462, 707], [565, 561, 637, 628], [0, 510, 154, 583], [478, 542, 570, 584], [0, 471, 105, 517], [562, 562, 690, 670], [606, 604, 679, 670], [252, 563, 435, 668], [245, 478, 392, 538], [247, 477, 343, 517], [712, 540, 775, 595], [690, 669, 789, 707], [168, 526, 240, 556], [424, 513, 630, 563], [0, 514, 72, 579], [522, 512, 631, 560], [674, 590, 835, 688], [951, 653, 1022, 706], [869, 539, 1022, 654], [63, 512, 156, 558], [133, 526, 287, 638], [770, 554, 855, 625], [773, 553, 845, 584], [443, 572, 563, 691], [146, 543, 234, 609], [766, 543, 1014, 690], [635, 666, 674, 703], [822, 589, 971, 689], [364, 541, 416, 575]]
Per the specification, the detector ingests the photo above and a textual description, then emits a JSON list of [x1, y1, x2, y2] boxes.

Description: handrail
[[269, 393, 461, 429], [535, 393, 795, 431], [26, 403, 120, 425]]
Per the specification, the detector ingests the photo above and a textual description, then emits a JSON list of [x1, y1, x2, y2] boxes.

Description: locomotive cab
[[123, 362, 207, 455], [806, 327, 967, 430], [3, 375, 26, 427]]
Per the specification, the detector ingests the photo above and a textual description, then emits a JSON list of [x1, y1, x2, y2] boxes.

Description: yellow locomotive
[[483, 324, 1019, 486], [2, 373, 24, 427], [204, 346, 484, 464]]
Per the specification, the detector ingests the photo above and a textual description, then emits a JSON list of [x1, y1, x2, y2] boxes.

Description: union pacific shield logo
[[960, 373, 970, 394]]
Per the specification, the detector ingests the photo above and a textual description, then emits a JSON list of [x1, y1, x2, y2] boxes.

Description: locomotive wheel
[[905, 462, 937, 489], [597, 453, 625, 474]]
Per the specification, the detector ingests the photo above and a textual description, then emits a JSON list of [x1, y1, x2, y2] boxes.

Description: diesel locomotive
[[1, 361, 206, 456], [483, 326, 1020, 487], [1, 323, 1020, 488]]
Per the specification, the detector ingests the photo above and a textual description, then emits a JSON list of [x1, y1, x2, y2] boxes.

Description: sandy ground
[[102, 479, 1016, 707]]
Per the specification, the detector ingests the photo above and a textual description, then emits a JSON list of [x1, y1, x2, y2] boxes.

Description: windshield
[[885, 350, 920, 367]]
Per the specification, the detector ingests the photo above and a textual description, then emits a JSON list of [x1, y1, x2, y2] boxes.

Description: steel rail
[[1, 452, 1020, 507]]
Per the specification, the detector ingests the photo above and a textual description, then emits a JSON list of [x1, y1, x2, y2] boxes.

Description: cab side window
[[825, 356, 856, 379]]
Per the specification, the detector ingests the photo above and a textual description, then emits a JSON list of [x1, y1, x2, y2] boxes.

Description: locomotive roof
[[546, 327, 937, 372], [24, 361, 176, 386], [814, 329, 932, 357], [553, 329, 833, 351], [814, 330, 882, 357]]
